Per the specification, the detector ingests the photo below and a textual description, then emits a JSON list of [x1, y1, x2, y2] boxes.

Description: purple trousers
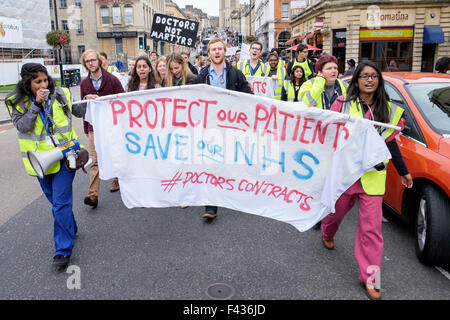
[[321, 179, 383, 285]]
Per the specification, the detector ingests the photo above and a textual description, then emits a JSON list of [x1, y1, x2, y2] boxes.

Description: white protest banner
[[226, 46, 240, 57], [240, 43, 250, 62], [112, 72, 130, 91], [246, 76, 275, 99], [85, 85, 391, 232]]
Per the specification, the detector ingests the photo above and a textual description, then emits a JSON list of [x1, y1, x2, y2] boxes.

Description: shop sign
[[360, 27, 413, 40], [362, 8, 415, 27]]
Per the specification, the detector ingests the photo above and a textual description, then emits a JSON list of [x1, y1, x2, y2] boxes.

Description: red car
[[344, 72, 450, 268]]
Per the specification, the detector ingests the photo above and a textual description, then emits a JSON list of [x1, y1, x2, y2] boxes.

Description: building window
[[124, 6, 133, 25], [281, 3, 289, 19], [51, 20, 55, 30], [76, 20, 83, 34], [49, 0, 52, 9], [359, 41, 413, 71], [61, 20, 69, 33], [112, 7, 122, 25], [74, 0, 81, 8], [100, 7, 109, 25], [78, 45, 85, 60], [60, 0, 67, 9], [115, 38, 123, 55], [64, 48, 72, 64]]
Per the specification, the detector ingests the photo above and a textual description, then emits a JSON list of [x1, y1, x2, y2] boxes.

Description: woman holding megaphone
[[6, 63, 87, 272]]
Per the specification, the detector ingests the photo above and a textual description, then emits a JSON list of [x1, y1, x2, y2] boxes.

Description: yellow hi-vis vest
[[283, 80, 303, 102], [291, 58, 313, 79], [6, 87, 79, 177], [237, 59, 267, 77], [298, 76, 347, 109], [264, 63, 286, 100], [341, 99, 404, 195], [107, 65, 119, 73]]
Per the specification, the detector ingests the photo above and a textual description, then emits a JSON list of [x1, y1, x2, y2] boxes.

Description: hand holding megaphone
[[27, 139, 86, 179], [35, 88, 49, 104]]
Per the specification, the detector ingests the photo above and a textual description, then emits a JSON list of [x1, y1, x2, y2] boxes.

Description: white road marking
[[435, 266, 450, 281], [0, 130, 5, 135]]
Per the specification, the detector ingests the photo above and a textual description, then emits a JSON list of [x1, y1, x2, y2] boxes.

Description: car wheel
[[414, 184, 450, 267]]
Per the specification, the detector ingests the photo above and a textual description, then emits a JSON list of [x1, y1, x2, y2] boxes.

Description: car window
[[383, 82, 425, 143], [384, 82, 405, 106], [405, 84, 450, 136]]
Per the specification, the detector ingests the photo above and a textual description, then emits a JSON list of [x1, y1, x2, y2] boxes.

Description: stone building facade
[[290, 0, 449, 74]]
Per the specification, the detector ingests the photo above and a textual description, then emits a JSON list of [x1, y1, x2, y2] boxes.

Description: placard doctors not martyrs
[[85, 85, 390, 231], [150, 14, 199, 48]]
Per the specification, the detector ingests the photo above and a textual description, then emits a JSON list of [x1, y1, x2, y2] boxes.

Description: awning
[[286, 44, 322, 51], [423, 26, 444, 44], [306, 32, 315, 39], [284, 37, 297, 45]]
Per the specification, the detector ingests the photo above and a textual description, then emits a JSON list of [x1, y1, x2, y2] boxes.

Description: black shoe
[[53, 255, 70, 272], [84, 195, 98, 209]]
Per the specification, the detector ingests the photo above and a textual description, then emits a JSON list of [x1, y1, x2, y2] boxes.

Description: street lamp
[[52, 0, 65, 87]]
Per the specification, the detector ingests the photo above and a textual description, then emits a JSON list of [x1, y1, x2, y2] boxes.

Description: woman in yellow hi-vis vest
[[321, 60, 413, 300], [298, 55, 347, 110], [281, 65, 306, 102], [6, 63, 85, 272]]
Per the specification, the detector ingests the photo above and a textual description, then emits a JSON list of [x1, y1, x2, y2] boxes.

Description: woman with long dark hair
[[126, 56, 159, 92], [320, 60, 413, 300], [281, 65, 306, 102], [6, 63, 85, 272]]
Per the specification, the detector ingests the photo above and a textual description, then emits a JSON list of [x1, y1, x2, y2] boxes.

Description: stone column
[[437, 6, 450, 60], [412, 8, 425, 72], [346, 9, 360, 64]]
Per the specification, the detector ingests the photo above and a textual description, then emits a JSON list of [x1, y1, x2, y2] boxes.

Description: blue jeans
[[38, 161, 77, 256], [205, 206, 218, 214]]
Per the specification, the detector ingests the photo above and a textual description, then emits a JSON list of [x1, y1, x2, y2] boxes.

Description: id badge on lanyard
[[37, 99, 59, 146]]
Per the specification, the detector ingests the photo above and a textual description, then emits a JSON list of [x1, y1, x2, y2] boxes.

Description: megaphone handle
[[84, 158, 93, 168], [67, 151, 77, 169]]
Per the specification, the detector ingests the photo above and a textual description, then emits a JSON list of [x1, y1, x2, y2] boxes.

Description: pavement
[[1, 168, 449, 300], [0, 91, 12, 124]]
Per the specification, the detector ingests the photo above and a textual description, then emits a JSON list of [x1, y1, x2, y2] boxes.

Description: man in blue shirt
[[195, 38, 253, 220], [115, 56, 124, 72]]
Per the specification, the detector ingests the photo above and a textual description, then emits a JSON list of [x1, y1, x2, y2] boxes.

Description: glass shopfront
[[359, 27, 413, 71], [333, 29, 346, 75]]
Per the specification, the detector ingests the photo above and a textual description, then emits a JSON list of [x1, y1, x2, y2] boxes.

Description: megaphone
[[27, 139, 81, 179]]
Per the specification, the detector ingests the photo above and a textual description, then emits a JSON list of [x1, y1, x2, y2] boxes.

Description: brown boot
[[110, 178, 120, 192], [365, 284, 382, 300], [321, 237, 335, 250]]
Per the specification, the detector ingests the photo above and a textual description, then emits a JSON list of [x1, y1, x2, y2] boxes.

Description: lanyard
[[33, 97, 51, 135], [358, 98, 383, 135], [249, 60, 260, 76]]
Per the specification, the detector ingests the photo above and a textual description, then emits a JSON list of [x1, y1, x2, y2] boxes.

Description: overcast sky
[[172, 0, 249, 17], [171, 0, 217, 16]]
